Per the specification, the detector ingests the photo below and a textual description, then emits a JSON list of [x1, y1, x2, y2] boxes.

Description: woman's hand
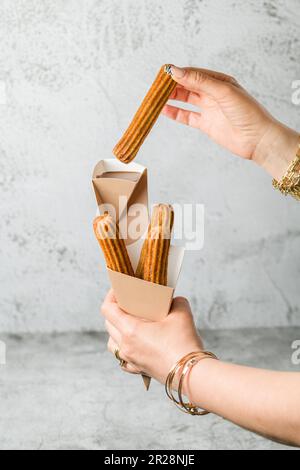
[[101, 290, 300, 446], [163, 66, 299, 181], [101, 290, 203, 384]]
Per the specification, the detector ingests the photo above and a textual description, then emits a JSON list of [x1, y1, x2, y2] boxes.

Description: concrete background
[[0, 0, 299, 333]]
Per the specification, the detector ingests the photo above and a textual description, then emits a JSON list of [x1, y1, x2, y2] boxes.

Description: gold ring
[[114, 348, 126, 368]]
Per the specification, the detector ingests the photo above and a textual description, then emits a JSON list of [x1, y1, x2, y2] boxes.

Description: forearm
[[254, 121, 299, 181], [184, 359, 300, 447]]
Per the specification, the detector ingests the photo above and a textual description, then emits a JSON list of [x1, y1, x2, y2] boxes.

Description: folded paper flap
[[108, 269, 174, 321], [92, 159, 147, 210], [93, 159, 146, 178], [92, 179, 135, 208], [92, 159, 149, 244]]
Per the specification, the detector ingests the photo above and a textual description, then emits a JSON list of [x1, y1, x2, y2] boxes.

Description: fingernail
[[166, 65, 186, 79]]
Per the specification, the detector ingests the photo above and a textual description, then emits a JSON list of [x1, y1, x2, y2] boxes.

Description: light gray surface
[[0, 1, 300, 333], [0, 328, 299, 450]]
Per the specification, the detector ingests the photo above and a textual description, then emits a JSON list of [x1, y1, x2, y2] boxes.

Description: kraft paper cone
[[92, 160, 185, 390]]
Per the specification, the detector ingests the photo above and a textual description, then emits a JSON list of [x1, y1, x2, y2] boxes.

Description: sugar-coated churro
[[93, 214, 134, 276], [136, 204, 174, 286], [113, 65, 176, 164]]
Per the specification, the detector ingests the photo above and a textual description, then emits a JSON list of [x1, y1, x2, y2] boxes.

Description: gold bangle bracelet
[[165, 351, 218, 416], [273, 142, 300, 201], [165, 352, 200, 405]]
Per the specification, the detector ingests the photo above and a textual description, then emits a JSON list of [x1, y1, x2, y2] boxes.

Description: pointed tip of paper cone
[[142, 375, 151, 391]]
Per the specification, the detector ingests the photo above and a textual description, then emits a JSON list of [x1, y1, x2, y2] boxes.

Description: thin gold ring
[[114, 348, 127, 368]]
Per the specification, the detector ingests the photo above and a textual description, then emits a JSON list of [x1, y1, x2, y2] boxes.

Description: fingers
[[162, 104, 202, 129], [168, 85, 216, 110], [101, 290, 136, 332], [168, 86, 203, 107], [104, 289, 117, 304], [169, 65, 236, 100], [171, 296, 191, 312], [102, 290, 143, 374], [168, 296, 193, 320], [107, 336, 118, 354], [193, 68, 240, 87], [105, 320, 122, 345], [107, 337, 141, 375]]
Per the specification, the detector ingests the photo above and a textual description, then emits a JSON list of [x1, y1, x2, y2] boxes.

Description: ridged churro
[[93, 214, 134, 276], [136, 204, 174, 286], [113, 65, 176, 164]]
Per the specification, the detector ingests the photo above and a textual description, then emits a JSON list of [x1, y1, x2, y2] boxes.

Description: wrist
[[253, 121, 299, 181], [165, 351, 219, 416], [182, 357, 219, 404]]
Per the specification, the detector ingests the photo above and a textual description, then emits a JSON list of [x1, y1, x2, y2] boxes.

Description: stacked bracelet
[[165, 351, 218, 416], [273, 143, 300, 201]]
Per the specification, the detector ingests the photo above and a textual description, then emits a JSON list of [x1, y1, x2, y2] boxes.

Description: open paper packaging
[[92, 159, 185, 388]]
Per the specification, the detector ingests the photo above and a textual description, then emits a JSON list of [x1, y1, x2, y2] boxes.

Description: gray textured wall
[[0, 0, 299, 333]]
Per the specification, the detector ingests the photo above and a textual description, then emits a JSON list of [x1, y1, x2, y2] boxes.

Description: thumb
[[170, 296, 192, 316], [169, 65, 230, 100]]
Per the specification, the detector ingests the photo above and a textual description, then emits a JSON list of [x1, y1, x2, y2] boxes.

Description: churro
[[113, 65, 176, 164], [136, 204, 174, 286], [93, 214, 134, 276]]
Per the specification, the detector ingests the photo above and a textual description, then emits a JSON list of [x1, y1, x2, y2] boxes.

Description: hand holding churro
[[113, 65, 176, 164]]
